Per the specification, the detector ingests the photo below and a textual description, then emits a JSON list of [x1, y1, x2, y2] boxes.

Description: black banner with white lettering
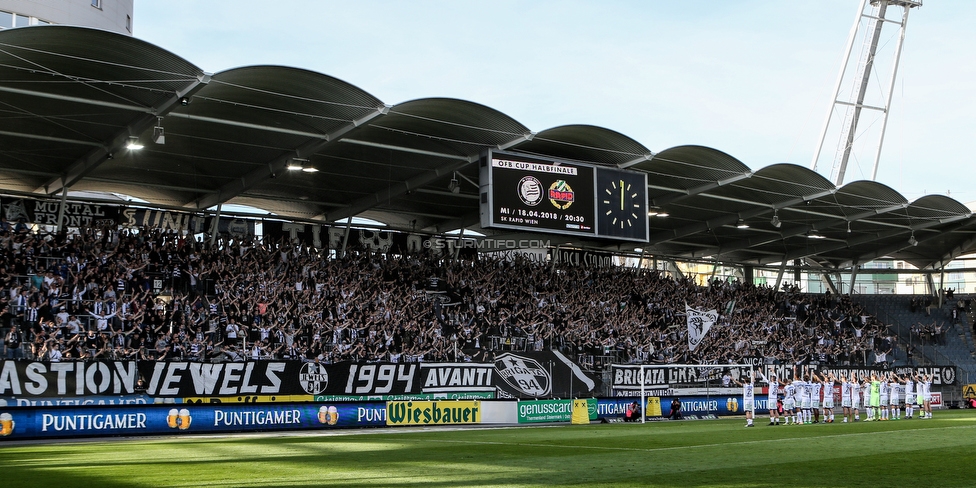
[[548, 248, 617, 267], [118, 208, 205, 233], [0, 360, 141, 397], [2, 197, 119, 228], [261, 221, 326, 248], [610, 364, 959, 390], [1, 355, 602, 400]]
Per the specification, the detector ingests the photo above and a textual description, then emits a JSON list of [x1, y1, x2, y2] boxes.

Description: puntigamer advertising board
[[0, 402, 388, 440]]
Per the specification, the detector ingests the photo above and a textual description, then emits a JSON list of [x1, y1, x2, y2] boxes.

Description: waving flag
[[686, 303, 719, 351]]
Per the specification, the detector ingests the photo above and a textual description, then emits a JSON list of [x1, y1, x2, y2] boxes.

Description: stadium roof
[[1, 26, 974, 271]]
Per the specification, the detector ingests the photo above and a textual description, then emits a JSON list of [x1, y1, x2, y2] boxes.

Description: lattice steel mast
[[810, 0, 922, 186]]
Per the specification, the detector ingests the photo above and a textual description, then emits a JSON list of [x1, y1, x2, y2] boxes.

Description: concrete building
[[0, 0, 133, 35]]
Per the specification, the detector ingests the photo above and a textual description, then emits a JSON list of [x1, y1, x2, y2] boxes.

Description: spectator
[[624, 401, 641, 422], [4, 325, 23, 359], [668, 398, 683, 420]]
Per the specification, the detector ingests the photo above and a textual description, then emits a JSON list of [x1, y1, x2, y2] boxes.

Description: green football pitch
[[3, 410, 976, 487]]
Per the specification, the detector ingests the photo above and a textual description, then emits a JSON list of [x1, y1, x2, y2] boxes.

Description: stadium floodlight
[[287, 158, 317, 172], [770, 210, 781, 228], [125, 136, 143, 150], [909, 231, 918, 247], [448, 172, 460, 193], [648, 207, 668, 217], [152, 118, 165, 145], [736, 220, 749, 229]]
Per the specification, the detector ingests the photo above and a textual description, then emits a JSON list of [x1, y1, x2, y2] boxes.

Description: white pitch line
[[423, 424, 976, 453]]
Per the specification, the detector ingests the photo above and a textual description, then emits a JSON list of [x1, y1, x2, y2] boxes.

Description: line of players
[[735, 366, 934, 427]]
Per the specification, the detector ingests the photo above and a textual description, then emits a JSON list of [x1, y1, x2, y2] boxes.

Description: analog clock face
[[602, 178, 642, 230], [596, 168, 647, 241]]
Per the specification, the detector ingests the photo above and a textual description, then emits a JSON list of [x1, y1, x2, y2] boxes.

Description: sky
[[133, 0, 976, 204]]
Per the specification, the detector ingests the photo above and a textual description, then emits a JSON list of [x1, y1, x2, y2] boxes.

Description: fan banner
[[0, 356, 601, 401], [1, 196, 119, 228], [685, 303, 718, 351], [609, 364, 958, 391], [488, 350, 601, 399]]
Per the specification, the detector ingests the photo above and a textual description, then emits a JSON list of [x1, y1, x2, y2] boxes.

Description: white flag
[[686, 303, 719, 351]]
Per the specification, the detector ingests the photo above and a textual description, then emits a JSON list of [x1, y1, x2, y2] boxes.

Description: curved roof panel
[[511, 125, 651, 167], [743, 164, 835, 203], [638, 145, 750, 197], [201, 66, 384, 135], [0, 26, 203, 106], [379, 97, 530, 147], [907, 195, 973, 222], [834, 180, 908, 213]]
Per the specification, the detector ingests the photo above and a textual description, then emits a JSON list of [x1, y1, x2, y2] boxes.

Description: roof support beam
[[773, 258, 788, 292], [339, 139, 474, 161], [650, 172, 754, 207], [689, 188, 837, 213], [618, 152, 654, 169], [0, 129, 104, 147], [667, 260, 685, 280], [426, 211, 481, 234], [820, 273, 839, 295], [324, 157, 476, 223], [322, 132, 534, 223], [648, 189, 836, 244], [0, 85, 148, 112], [36, 73, 212, 196], [759, 214, 973, 266], [703, 202, 913, 256], [414, 188, 480, 200], [649, 189, 923, 252], [930, 224, 976, 266], [339, 130, 533, 162], [165, 112, 329, 140], [83, 176, 215, 194], [845, 215, 976, 268], [187, 104, 391, 210]]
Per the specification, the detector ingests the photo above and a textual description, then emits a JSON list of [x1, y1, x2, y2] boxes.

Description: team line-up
[[735, 366, 934, 427]]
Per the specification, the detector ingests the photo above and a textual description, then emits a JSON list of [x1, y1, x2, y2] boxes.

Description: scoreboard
[[479, 150, 648, 242]]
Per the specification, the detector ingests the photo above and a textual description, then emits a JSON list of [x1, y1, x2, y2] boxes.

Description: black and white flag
[[685, 303, 718, 351]]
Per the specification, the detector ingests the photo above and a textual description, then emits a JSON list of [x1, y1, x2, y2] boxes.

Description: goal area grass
[[3, 409, 975, 487]]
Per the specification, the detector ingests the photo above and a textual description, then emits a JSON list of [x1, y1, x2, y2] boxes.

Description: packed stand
[[0, 223, 893, 368]]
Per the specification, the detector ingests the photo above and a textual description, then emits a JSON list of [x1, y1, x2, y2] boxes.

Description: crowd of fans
[[0, 222, 896, 369], [908, 293, 971, 347]]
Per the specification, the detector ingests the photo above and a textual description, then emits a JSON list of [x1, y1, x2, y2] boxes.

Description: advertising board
[[0, 402, 387, 440]]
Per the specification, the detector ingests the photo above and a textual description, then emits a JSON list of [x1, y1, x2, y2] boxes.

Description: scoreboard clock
[[595, 167, 648, 241], [480, 150, 648, 242]]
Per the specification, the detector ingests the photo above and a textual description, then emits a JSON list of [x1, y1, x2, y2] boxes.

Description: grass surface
[[3, 411, 976, 487]]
